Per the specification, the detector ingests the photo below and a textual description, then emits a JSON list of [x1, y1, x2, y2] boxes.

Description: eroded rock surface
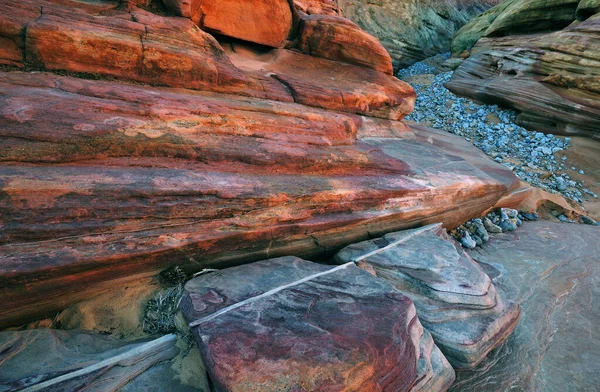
[[0, 330, 182, 391], [0, 0, 414, 119], [0, 69, 520, 327], [180, 257, 455, 391], [452, 221, 600, 391], [448, 1, 600, 139], [338, 0, 501, 69], [334, 224, 520, 369], [298, 14, 393, 74]]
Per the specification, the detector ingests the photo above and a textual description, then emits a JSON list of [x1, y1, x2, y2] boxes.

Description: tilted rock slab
[[334, 224, 521, 369], [181, 257, 455, 391], [0, 69, 520, 327], [0, 330, 180, 391], [448, 8, 600, 140]]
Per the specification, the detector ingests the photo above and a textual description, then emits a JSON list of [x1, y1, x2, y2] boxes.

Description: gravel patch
[[399, 54, 598, 205]]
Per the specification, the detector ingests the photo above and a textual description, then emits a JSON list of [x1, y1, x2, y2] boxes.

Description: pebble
[[460, 232, 477, 249], [399, 54, 594, 205], [454, 208, 523, 248]]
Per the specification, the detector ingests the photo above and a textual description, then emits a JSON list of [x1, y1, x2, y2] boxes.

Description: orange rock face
[[299, 14, 393, 74], [163, 0, 293, 47]]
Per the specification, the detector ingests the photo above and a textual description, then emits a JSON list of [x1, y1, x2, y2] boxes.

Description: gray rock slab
[[334, 223, 520, 369], [451, 220, 600, 391]]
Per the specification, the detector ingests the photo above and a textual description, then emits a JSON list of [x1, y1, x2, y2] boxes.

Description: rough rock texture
[[338, 0, 501, 69], [452, 221, 600, 391], [447, 15, 600, 140], [181, 257, 455, 391], [298, 14, 393, 74], [451, 0, 590, 54], [0, 329, 181, 391], [0, 0, 414, 120], [334, 224, 521, 369], [162, 0, 293, 48], [0, 69, 521, 327], [295, 0, 340, 15]]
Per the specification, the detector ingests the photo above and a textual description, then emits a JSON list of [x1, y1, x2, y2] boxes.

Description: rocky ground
[[399, 53, 600, 221]]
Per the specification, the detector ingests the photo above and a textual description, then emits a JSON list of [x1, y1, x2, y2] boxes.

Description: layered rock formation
[[0, 330, 181, 391], [0, 0, 521, 328], [181, 257, 455, 391], [448, 0, 600, 139], [338, 0, 501, 69], [452, 221, 600, 391], [334, 224, 520, 369]]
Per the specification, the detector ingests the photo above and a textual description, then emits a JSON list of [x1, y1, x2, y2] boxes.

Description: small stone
[[472, 234, 483, 246], [580, 216, 598, 225], [519, 212, 538, 221], [460, 232, 477, 249], [499, 220, 510, 233], [484, 217, 502, 233]]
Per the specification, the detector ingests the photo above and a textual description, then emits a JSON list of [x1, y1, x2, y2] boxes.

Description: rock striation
[[452, 221, 600, 391], [334, 224, 520, 369], [448, 0, 600, 139], [338, 0, 501, 69], [0, 0, 520, 328], [0, 330, 181, 391], [181, 256, 455, 391]]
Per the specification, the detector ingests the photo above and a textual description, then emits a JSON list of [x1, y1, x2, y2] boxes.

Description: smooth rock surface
[[452, 221, 600, 391], [334, 224, 521, 369], [0, 329, 181, 391], [451, 0, 588, 54], [0, 70, 519, 327], [181, 257, 455, 391], [447, 15, 600, 140], [338, 0, 501, 69], [163, 0, 293, 47], [298, 14, 393, 74]]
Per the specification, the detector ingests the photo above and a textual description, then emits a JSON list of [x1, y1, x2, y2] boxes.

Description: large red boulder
[[163, 0, 293, 47], [298, 14, 394, 74]]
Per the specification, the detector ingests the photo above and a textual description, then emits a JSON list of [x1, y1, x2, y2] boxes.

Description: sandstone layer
[[0, 69, 520, 327], [181, 257, 455, 391], [448, 0, 600, 139], [0, 0, 414, 120], [334, 224, 520, 369], [338, 0, 501, 69], [447, 15, 600, 140], [452, 221, 600, 391]]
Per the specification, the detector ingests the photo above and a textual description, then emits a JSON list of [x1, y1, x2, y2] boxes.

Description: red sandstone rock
[[298, 14, 393, 74], [181, 257, 455, 391], [0, 70, 519, 327], [0, 0, 415, 120], [163, 0, 293, 47]]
